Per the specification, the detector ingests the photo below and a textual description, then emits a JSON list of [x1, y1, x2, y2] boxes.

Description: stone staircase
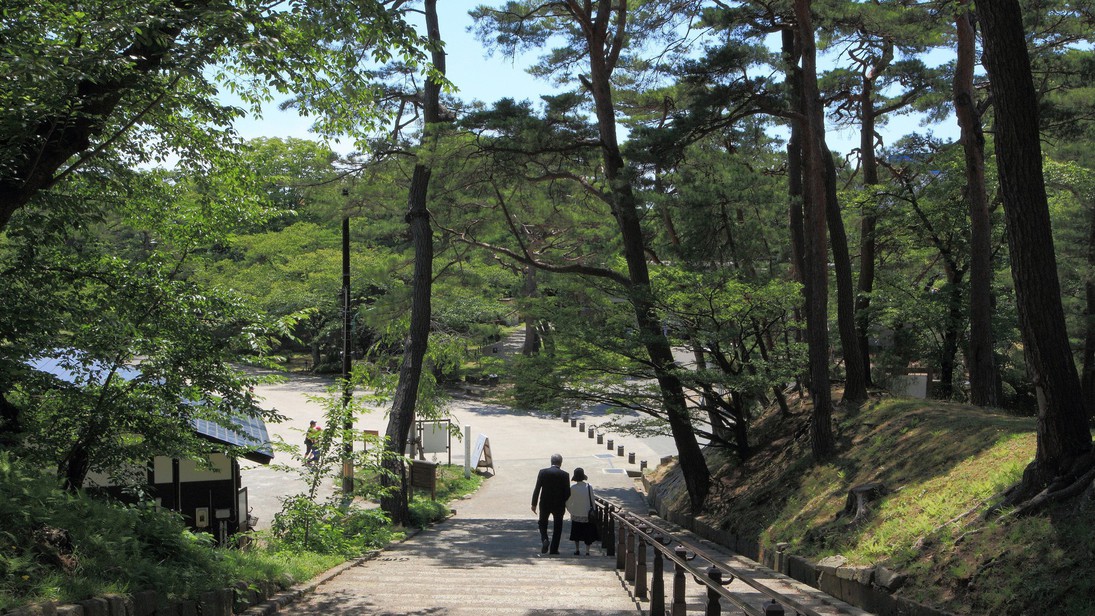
[[284, 517, 642, 616]]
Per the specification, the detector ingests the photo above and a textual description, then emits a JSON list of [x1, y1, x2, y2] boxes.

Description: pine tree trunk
[[954, 3, 1001, 407], [937, 268, 965, 400], [856, 73, 881, 388], [521, 266, 541, 356], [976, 0, 1093, 498], [794, 0, 834, 459], [824, 152, 868, 405], [381, 0, 444, 524], [581, 6, 710, 512]]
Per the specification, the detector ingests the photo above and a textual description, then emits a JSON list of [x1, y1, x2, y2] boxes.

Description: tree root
[[1004, 464, 1095, 518], [985, 455, 1095, 519]]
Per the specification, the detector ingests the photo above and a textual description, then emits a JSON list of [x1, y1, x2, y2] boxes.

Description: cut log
[[842, 482, 888, 524]]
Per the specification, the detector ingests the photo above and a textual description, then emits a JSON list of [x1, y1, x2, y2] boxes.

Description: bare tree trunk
[[955, 3, 1002, 407], [976, 0, 1093, 501], [824, 152, 868, 405], [1084, 213, 1095, 416], [794, 0, 835, 459], [855, 55, 887, 389], [579, 3, 710, 512], [381, 0, 445, 524]]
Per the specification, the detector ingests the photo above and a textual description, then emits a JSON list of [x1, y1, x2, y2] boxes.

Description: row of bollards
[[561, 409, 648, 471]]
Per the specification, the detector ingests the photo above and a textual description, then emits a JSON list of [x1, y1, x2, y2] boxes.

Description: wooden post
[[625, 525, 636, 582], [705, 566, 722, 616], [616, 518, 627, 570], [604, 505, 616, 557], [651, 548, 666, 616], [672, 546, 688, 616], [635, 534, 648, 600]]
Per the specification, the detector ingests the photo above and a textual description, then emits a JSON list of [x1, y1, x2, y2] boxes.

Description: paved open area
[[240, 371, 661, 616], [241, 371, 667, 531]]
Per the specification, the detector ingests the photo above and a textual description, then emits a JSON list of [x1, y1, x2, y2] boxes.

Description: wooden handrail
[[594, 495, 825, 616]]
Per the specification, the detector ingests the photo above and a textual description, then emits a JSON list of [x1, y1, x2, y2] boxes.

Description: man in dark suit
[[531, 453, 571, 554]]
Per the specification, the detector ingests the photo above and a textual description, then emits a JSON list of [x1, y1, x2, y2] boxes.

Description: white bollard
[[464, 424, 472, 478]]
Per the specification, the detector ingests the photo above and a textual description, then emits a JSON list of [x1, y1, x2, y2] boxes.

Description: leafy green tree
[[2, 168, 289, 489], [817, 0, 946, 388], [472, 0, 712, 512], [0, 0, 426, 233]]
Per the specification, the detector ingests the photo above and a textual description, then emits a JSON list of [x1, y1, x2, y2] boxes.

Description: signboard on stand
[[471, 433, 494, 475]]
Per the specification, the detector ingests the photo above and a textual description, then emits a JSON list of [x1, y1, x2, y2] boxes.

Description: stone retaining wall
[[1, 551, 377, 616], [645, 476, 953, 616], [1, 581, 292, 616]]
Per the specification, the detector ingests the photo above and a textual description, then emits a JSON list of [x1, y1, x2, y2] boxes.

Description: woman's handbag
[[587, 485, 601, 540]]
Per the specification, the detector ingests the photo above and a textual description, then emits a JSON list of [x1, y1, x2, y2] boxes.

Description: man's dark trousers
[[538, 505, 566, 554], [531, 464, 571, 554]]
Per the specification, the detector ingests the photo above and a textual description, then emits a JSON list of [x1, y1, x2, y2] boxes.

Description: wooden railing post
[[624, 525, 637, 582], [635, 532, 649, 600], [604, 505, 616, 557], [616, 517, 627, 570], [705, 565, 722, 616], [651, 547, 666, 616], [672, 546, 688, 616]]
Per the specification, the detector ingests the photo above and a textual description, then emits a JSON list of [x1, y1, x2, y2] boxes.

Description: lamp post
[[341, 187, 354, 496]]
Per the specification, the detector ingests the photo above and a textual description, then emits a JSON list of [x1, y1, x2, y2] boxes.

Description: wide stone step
[[283, 517, 643, 615]]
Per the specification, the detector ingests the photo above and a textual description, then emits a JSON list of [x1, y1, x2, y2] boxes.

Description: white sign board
[[420, 421, 450, 454], [471, 433, 494, 474]]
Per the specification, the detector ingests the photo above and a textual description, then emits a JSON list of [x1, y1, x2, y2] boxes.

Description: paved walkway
[[272, 393, 656, 616]]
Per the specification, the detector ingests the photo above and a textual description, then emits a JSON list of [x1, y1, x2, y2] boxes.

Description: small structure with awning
[[28, 355, 274, 543]]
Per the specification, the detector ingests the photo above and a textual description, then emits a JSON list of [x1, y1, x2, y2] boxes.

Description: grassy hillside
[[651, 396, 1095, 615]]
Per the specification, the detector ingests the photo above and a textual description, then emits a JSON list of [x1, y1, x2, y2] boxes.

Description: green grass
[[654, 396, 1095, 615], [407, 464, 485, 528]]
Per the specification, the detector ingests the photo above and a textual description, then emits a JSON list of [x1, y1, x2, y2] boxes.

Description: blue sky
[[231, 4, 554, 148], [231, 4, 955, 157]]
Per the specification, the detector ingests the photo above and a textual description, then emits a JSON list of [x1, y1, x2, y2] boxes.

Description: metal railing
[[594, 496, 822, 616]]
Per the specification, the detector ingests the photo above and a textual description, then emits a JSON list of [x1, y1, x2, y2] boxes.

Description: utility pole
[[341, 188, 354, 496]]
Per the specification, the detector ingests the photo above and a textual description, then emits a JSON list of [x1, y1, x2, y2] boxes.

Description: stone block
[[839, 575, 873, 606], [198, 590, 230, 616], [787, 555, 818, 587], [836, 565, 873, 584], [77, 598, 108, 616], [56, 606, 84, 616], [6, 602, 58, 616], [737, 537, 759, 560], [130, 591, 157, 616], [874, 565, 908, 592], [816, 554, 848, 575], [818, 570, 842, 598], [100, 594, 130, 616], [167, 600, 198, 616]]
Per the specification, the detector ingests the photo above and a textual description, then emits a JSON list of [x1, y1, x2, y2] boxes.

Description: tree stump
[[842, 482, 888, 524], [33, 525, 77, 572]]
